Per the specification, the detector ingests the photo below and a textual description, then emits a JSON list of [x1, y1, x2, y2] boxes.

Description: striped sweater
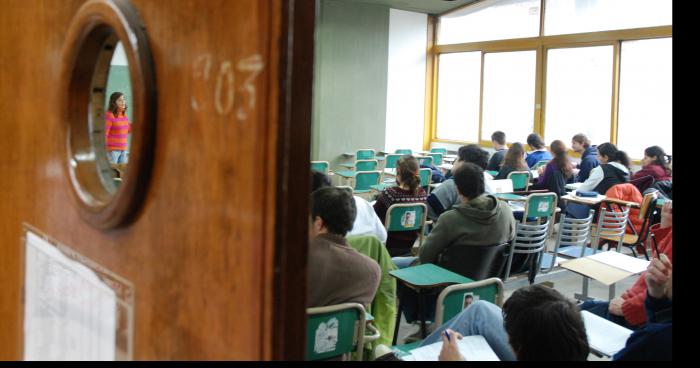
[[105, 111, 131, 151]]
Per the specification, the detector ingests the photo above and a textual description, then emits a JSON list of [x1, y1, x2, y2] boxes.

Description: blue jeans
[[419, 300, 517, 361], [392, 256, 418, 269], [580, 301, 638, 330], [109, 150, 128, 164]]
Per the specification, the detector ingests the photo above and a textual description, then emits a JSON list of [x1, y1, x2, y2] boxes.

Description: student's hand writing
[[608, 297, 624, 316], [646, 255, 672, 299], [438, 329, 465, 361], [660, 201, 672, 229]]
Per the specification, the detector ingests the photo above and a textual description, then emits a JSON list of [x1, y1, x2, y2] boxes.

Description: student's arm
[[577, 158, 597, 182], [621, 287, 648, 326], [104, 113, 113, 139], [418, 215, 451, 264], [371, 208, 388, 242], [576, 166, 603, 192]]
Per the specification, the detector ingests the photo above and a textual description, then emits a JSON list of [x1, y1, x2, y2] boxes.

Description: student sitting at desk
[[571, 133, 599, 183], [531, 140, 573, 209], [580, 201, 672, 330], [631, 145, 672, 183], [525, 133, 552, 168], [494, 142, 529, 180], [422, 285, 589, 361], [373, 155, 428, 257], [308, 187, 381, 307], [614, 255, 672, 361], [576, 143, 631, 195], [427, 145, 493, 221], [486, 131, 508, 171], [311, 171, 387, 242]]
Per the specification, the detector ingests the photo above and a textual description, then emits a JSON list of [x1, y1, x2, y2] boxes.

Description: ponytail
[[644, 146, 671, 175], [615, 150, 630, 169], [598, 142, 629, 169], [396, 155, 421, 194]]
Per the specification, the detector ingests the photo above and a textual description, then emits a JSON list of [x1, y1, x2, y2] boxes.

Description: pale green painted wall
[[312, 0, 389, 165]]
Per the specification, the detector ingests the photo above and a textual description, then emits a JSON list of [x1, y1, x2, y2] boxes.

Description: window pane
[[438, 0, 540, 45], [617, 38, 672, 159], [435, 52, 481, 142], [481, 51, 537, 143], [545, 0, 672, 36], [544, 46, 613, 147]]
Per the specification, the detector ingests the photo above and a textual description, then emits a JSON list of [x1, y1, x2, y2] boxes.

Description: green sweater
[[419, 194, 516, 264]]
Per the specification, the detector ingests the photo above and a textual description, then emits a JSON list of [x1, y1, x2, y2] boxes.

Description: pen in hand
[[444, 330, 451, 342]]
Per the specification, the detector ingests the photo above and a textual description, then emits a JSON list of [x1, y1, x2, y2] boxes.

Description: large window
[[617, 38, 672, 158], [544, 46, 613, 146], [481, 51, 537, 142], [435, 52, 481, 142], [438, 0, 540, 45]]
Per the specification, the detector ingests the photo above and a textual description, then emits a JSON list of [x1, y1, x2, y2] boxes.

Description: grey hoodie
[[419, 194, 516, 264]]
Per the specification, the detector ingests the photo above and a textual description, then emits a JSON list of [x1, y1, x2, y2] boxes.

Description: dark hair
[[550, 140, 574, 178], [310, 170, 331, 193], [597, 142, 630, 169], [644, 146, 672, 175], [310, 187, 356, 236], [526, 133, 545, 150], [503, 285, 589, 361], [108, 92, 127, 116], [571, 133, 591, 149], [458, 144, 489, 170], [491, 131, 506, 145], [453, 163, 484, 200], [396, 155, 421, 194], [503, 142, 528, 171]]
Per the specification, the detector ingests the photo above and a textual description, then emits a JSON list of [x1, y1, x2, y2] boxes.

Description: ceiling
[[341, 0, 479, 15]]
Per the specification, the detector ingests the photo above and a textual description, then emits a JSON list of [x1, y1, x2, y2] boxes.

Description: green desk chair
[[434, 278, 505, 326], [507, 171, 531, 192], [354, 171, 382, 194], [430, 148, 447, 155], [428, 153, 443, 166], [486, 170, 499, 177], [395, 149, 412, 155], [306, 303, 367, 361], [311, 161, 330, 174], [384, 154, 402, 169], [384, 203, 428, 249], [339, 149, 376, 168], [419, 168, 432, 192], [356, 159, 378, 172]]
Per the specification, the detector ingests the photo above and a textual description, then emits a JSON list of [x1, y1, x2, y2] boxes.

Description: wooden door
[[0, 0, 314, 360]]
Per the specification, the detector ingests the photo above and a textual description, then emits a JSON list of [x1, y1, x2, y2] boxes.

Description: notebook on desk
[[582, 311, 633, 357], [401, 335, 499, 361]]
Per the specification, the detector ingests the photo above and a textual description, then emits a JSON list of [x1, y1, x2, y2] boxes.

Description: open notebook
[[582, 311, 633, 357], [401, 335, 500, 361]]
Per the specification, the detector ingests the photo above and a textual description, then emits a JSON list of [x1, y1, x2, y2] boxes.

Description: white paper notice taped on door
[[23, 231, 117, 361]]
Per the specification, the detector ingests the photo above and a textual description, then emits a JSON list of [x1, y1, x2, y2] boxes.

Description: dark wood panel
[[0, 0, 312, 360]]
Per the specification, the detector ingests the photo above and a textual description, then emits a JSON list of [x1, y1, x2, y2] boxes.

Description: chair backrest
[[311, 161, 330, 174], [428, 153, 443, 165], [507, 171, 531, 191], [354, 171, 381, 192], [533, 160, 550, 169], [417, 156, 433, 167], [434, 278, 505, 326], [355, 159, 378, 171], [395, 149, 412, 155], [384, 203, 427, 232], [306, 303, 366, 361], [419, 168, 432, 188], [523, 192, 557, 223], [544, 210, 595, 271], [638, 190, 658, 221], [384, 154, 402, 169], [503, 222, 550, 280], [430, 147, 448, 155], [356, 149, 375, 160], [593, 204, 631, 252], [437, 242, 511, 281]]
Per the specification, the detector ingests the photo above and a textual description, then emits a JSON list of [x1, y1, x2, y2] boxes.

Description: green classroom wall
[[312, 0, 389, 165]]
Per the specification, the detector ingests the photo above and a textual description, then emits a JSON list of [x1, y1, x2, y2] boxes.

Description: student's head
[[309, 187, 356, 238], [550, 140, 573, 178], [457, 144, 489, 170], [503, 142, 528, 170], [597, 142, 630, 168], [453, 162, 484, 201], [642, 146, 672, 173], [108, 92, 127, 115], [526, 133, 545, 150], [571, 133, 591, 153], [396, 155, 421, 194], [491, 131, 506, 147], [310, 170, 332, 193], [503, 285, 589, 361]]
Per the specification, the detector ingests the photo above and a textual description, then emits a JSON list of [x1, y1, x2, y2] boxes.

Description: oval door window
[[61, 0, 155, 229]]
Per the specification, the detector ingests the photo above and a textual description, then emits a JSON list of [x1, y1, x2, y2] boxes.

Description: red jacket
[[605, 183, 644, 234], [631, 164, 671, 182], [620, 225, 672, 326]]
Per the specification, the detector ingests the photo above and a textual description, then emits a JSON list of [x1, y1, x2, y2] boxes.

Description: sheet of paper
[[587, 251, 650, 274], [406, 335, 499, 361], [490, 179, 513, 194], [24, 232, 117, 361], [582, 311, 633, 357], [439, 163, 453, 171], [565, 182, 583, 190]]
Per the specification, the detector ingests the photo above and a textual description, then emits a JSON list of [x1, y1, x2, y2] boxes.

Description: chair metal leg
[[417, 290, 427, 339], [574, 276, 594, 302], [608, 283, 616, 300], [392, 301, 402, 345]]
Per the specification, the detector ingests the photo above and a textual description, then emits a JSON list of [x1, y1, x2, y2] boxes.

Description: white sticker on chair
[[314, 318, 339, 354], [538, 201, 550, 213], [401, 211, 417, 228]]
